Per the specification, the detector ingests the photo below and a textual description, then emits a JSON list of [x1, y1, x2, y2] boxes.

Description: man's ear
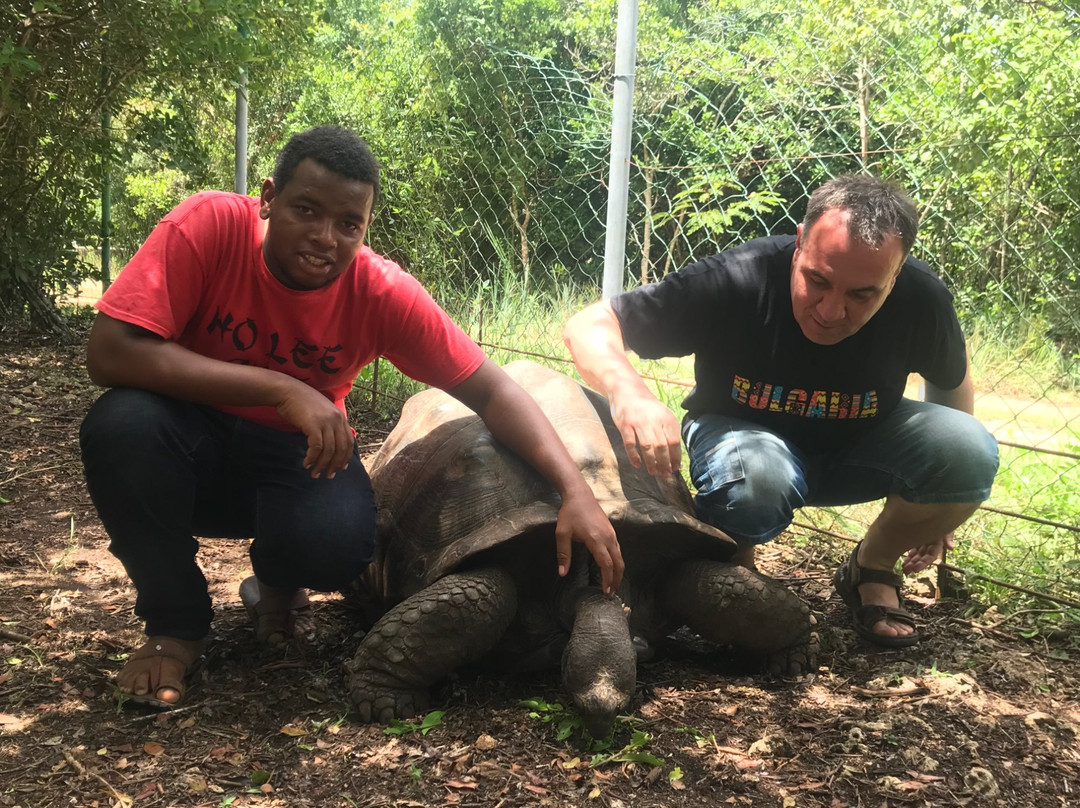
[[258, 178, 275, 220]]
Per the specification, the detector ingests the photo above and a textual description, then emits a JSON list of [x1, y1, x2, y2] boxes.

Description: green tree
[[0, 0, 317, 330]]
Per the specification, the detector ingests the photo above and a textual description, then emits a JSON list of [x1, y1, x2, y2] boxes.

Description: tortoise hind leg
[[658, 560, 816, 676], [346, 568, 517, 723]]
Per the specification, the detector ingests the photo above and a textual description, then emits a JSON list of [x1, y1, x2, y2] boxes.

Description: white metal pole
[[601, 0, 639, 300], [234, 69, 248, 194]]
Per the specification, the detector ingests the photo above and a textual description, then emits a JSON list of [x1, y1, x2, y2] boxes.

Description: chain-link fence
[[330, 0, 1079, 614], [72, 0, 1078, 614]]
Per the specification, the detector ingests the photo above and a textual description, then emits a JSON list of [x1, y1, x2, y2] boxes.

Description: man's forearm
[[87, 314, 302, 409], [564, 302, 649, 402]]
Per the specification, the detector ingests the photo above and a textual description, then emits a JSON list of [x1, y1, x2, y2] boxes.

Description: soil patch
[[1, 321, 1077, 808]]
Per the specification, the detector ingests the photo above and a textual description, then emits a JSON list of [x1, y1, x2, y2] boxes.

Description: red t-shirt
[[97, 191, 486, 432]]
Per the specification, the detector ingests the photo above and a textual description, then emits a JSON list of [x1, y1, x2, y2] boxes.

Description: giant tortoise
[[346, 361, 814, 735]]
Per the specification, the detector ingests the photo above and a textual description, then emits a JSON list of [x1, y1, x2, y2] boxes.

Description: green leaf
[[609, 750, 665, 767], [419, 710, 444, 734]]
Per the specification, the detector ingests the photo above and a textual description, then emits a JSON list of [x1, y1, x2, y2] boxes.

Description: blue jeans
[[682, 399, 999, 546], [80, 388, 377, 640]]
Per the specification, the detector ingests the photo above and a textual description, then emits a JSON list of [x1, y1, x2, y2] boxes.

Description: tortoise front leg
[[346, 568, 517, 722], [659, 560, 816, 676]]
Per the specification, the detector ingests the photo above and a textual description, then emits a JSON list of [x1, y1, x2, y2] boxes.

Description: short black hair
[[273, 125, 381, 203], [803, 174, 920, 256]]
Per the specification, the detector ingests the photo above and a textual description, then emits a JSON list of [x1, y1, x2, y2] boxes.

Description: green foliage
[[590, 730, 664, 768], [0, 0, 319, 328], [520, 697, 663, 766], [520, 697, 586, 742], [383, 709, 445, 736]]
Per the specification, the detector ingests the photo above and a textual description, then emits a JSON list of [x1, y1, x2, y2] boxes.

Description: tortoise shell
[[362, 360, 737, 605]]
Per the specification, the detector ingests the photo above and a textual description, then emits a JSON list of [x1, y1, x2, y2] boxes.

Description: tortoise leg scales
[[659, 560, 817, 675], [346, 568, 517, 723]]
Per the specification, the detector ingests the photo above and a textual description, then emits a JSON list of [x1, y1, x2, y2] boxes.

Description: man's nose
[[310, 219, 335, 248], [817, 292, 845, 321]]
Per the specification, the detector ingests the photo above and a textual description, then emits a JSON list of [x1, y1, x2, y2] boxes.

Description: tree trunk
[[857, 59, 870, 169], [662, 208, 687, 278], [639, 145, 655, 286], [510, 188, 531, 291]]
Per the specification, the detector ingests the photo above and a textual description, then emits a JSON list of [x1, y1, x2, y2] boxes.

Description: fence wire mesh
[[330, 0, 1080, 612], [74, 0, 1080, 613]]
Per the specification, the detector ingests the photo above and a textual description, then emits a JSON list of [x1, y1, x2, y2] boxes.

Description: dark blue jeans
[[682, 399, 1000, 546], [80, 388, 377, 640]]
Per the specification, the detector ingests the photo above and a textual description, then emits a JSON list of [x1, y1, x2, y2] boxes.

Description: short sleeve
[[911, 276, 968, 390], [378, 275, 487, 389], [95, 195, 217, 338], [611, 265, 716, 359]]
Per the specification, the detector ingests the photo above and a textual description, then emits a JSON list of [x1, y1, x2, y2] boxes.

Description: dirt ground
[[1, 320, 1078, 808]]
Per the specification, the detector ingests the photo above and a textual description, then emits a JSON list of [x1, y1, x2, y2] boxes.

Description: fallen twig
[[63, 747, 132, 807], [939, 563, 1080, 611], [850, 683, 931, 699], [0, 626, 33, 643], [982, 607, 1066, 631], [0, 464, 64, 487], [127, 701, 205, 722], [255, 660, 306, 672]]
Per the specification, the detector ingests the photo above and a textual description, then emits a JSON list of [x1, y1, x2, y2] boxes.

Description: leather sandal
[[833, 542, 921, 648], [239, 576, 315, 649], [116, 636, 206, 709]]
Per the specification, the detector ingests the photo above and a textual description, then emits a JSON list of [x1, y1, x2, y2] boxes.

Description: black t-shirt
[[611, 236, 967, 453]]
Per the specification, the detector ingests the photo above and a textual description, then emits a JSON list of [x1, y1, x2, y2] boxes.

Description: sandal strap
[[853, 603, 917, 630], [853, 565, 904, 589], [129, 636, 205, 667], [843, 542, 904, 590]]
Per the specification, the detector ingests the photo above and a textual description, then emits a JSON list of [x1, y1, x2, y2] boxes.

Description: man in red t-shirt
[[80, 125, 623, 709]]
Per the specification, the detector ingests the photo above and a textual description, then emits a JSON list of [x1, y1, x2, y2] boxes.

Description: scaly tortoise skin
[[345, 361, 814, 735]]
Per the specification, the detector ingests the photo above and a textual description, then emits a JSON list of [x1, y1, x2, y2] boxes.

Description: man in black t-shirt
[[564, 175, 998, 648]]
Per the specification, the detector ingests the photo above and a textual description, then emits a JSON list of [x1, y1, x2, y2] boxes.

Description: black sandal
[[833, 542, 921, 648]]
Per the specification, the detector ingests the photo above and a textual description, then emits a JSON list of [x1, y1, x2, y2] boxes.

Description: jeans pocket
[[696, 429, 746, 494]]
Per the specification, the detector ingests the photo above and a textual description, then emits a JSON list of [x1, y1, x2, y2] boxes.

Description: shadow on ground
[[1, 323, 1077, 807]]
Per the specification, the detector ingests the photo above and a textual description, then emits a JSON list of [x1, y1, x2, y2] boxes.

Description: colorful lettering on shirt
[[730, 375, 877, 419]]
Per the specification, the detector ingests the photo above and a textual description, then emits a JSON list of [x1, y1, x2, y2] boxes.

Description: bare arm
[[923, 354, 975, 414], [563, 301, 682, 476], [448, 358, 624, 594], [86, 312, 355, 478]]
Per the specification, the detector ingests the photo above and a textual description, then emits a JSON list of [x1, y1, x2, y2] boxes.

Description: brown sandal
[[833, 542, 921, 648], [116, 636, 206, 709], [239, 576, 316, 649]]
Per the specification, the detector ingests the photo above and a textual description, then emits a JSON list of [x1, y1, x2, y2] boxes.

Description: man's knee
[[252, 525, 375, 592], [911, 408, 999, 502], [693, 444, 808, 544], [80, 388, 188, 458], [253, 470, 377, 592]]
